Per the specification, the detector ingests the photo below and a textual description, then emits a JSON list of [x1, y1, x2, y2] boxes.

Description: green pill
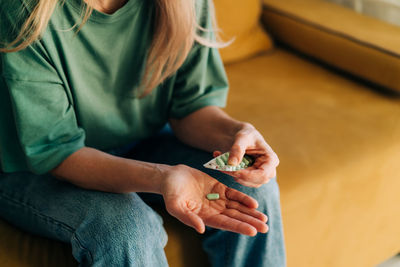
[[216, 157, 225, 167], [206, 193, 220, 200], [205, 152, 254, 172], [221, 152, 229, 163], [244, 155, 254, 165]]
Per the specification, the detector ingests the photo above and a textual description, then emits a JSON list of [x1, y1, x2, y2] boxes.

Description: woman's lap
[[130, 132, 286, 267], [0, 170, 168, 266], [0, 130, 286, 266]]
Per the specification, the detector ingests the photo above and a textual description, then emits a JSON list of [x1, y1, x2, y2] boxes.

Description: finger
[[225, 187, 258, 208], [167, 203, 205, 234], [252, 156, 269, 168], [259, 156, 279, 169], [228, 139, 247, 166], [246, 150, 278, 170], [218, 169, 262, 187], [175, 210, 205, 234], [219, 169, 260, 182], [234, 178, 264, 188], [213, 151, 222, 158], [221, 167, 272, 187], [258, 161, 279, 177], [235, 168, 273, 185], [244, 148, 267, 154], [223, 209, 269, 233], [218, 170, 242, 180], [256, 151, 280, 174], [185, 211, 206, 234], [226, 201, 268, 222], [220, 167, 267, 185], [204, 214, 257, 236]]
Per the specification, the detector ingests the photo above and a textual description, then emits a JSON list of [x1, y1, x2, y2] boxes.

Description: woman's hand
[[214, 123, 280, 188], [161, 164, 268, 236]]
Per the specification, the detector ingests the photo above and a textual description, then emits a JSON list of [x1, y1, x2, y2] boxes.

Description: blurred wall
[[326, 0, 400, 26]]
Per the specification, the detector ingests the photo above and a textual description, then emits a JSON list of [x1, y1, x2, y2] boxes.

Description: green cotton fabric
[[0, 0, 228, 175]]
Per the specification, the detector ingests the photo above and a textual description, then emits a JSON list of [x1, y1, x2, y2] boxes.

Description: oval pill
[[221, 153, 229, 163], [244, 155, 254, 165], [216, 157, 225, 167], [206, 193, 220, 200]]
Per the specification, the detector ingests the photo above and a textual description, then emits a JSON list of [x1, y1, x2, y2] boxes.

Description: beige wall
[[326, 0, 400, 26]]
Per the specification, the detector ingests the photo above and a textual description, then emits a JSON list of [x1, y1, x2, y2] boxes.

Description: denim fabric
[[0, 130, 286, 267]]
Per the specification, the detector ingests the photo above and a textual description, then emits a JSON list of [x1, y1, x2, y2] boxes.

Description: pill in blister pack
[[203, 152, 254, 171]]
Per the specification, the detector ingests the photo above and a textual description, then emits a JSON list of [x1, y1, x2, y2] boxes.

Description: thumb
[[181, 211, 205, 234], [169, 206, 205, 234], [229, 141, 246, 166]]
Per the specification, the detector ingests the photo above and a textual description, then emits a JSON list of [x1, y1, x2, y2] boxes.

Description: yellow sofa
[[1, 1, 400, 267]]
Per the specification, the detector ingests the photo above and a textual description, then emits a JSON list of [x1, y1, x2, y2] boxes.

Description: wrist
[[149, 163, 173, 195], [125, 161, 172, 195], [158, 164, 190, 198]]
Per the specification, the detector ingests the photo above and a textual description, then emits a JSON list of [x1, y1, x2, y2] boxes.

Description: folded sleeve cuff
[[26, 131, 86, 175], [169, 86, 228, 119]]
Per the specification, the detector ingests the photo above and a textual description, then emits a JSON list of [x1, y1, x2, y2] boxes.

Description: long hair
[[0, 0, 225, 97]]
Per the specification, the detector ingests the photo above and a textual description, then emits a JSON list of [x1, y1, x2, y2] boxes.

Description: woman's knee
[[226, 176, 281, 217], [72, 193, 167, 265], [254, 177, 280, 203]]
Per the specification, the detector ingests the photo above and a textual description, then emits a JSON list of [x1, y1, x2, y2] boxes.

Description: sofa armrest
[[262, 0, 400, 93]]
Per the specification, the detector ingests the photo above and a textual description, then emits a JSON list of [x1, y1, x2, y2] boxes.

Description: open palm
[[161, 165, 268, 236]]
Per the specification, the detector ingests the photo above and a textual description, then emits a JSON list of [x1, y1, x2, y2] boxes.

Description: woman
[[0, 0, 286, 266]]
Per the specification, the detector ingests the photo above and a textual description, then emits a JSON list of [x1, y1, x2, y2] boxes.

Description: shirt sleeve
[[168, 0, 229, 119], [0, 40, 85, 174]]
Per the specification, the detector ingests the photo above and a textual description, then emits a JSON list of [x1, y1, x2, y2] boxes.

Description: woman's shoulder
[[0, 0, 34, 24], [0, 0, 32, 44], [195, 0, 212, 24], [0, 0, 28, 16]]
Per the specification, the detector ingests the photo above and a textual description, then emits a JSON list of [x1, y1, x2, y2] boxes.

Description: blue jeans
[[0, 131, 286, 267]]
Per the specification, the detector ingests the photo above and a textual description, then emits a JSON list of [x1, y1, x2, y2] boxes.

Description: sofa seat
[[1, 48, 400, 267], [224, 48, 400, 267]]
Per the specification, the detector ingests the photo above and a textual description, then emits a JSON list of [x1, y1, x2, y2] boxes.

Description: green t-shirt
[[0, 0, 228, 174]]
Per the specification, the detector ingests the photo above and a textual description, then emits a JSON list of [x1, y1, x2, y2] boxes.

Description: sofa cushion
[[214, 0, 273, 63], [224, 48, 400, 267], [0, 207, 207, 267], [262, 0, 400, 93], [0, 219, 77, 267]]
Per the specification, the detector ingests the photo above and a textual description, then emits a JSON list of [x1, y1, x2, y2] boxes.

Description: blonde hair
[[1, 0, 224, 97]]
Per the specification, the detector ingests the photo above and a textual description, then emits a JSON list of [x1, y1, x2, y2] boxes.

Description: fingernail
[[229, 158, 238, 165]]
